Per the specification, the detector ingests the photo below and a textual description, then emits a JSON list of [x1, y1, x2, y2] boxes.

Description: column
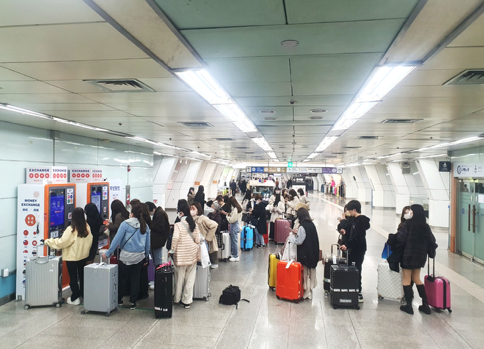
[[152, 156, 178, 209], [364, 164, 396, 208]]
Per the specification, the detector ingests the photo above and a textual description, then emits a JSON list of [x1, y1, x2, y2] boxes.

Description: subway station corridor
[[1, 193, 484, 349]]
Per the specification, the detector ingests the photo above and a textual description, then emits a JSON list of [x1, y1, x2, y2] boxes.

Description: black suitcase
[[330, 257, 360, 310], [323, 244, 346, 293], [154, 264, 174, 318]]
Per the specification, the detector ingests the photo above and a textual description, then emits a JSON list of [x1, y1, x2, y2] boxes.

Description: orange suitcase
[[276, 260, 303, 303]]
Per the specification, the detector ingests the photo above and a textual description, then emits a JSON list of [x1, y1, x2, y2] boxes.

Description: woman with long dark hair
[[171, 204, 200, 309], [151, 206, 170, 266], [187, 187, 196, 206], [221, 196, 242, 261], [285, 189, 300, 227], [397, 204, 437, 315], [250, 194, 268, 248], [106, 199, 129, 242], [84, 203, 103, 264], [194, 185, 205, 207], [103, 204, 150, 310], [45, 207, 92, 305]]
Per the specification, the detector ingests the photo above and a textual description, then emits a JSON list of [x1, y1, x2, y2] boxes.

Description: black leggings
[[66, 260, 86, 301], [118, 260, 143, 304]]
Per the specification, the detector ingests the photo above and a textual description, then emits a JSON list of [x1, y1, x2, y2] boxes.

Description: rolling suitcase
[[274, 219, 291, 244], [24, 245, 63, 310], [323, 244, 346, 294], [217, 231, 231, 261], [425, 257, 452, 313], [82, 254, 118, 316], [377, 259, 403, 302], [193, 263, 211, 301], [154, 263, 174, 318], [276, 260, 303, 303], [330, 256, 360, 310], [268, 253, 279, 290], [241, 226, 254, 251]]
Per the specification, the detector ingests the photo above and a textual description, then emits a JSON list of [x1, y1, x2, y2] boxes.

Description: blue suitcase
[[241, 226, 254, 251]]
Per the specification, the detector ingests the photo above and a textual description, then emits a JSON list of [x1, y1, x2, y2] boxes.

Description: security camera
[[290, 101, 296, 105], [118, 123, 122, 126]]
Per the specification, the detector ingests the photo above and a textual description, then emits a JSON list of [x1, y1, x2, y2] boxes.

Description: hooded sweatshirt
[[344, 215, 370, 257], [105, 218, 150, 264]]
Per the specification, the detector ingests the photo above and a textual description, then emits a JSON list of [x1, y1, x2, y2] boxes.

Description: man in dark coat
[[250, 194, 268, 247], [230, 180, 237, 196]]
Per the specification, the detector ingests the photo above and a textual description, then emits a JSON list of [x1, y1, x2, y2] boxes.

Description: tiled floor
[[2, 193, 484, 349]]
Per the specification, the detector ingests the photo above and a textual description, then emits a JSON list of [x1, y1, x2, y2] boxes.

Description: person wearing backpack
[[103, 204, 150, 310], [171, 204, 201, 309]]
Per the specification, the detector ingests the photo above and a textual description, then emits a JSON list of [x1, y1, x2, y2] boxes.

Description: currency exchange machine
[[17, 183, 76, 299]]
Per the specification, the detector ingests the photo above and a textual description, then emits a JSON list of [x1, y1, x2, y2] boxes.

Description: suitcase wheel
[[276, 296, 280, 300], [355, 305, 360, 310], [55, 302, 61, 308], [333, 305, 338, 309], [105, 312, 110, 317], [81, 310, 86, 315], [24, 304, 30, 310], [448, 308, 452, 313], [378, 296, 384, 300]]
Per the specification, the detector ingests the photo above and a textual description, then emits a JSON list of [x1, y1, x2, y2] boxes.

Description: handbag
[[381, 243, 392, 259]]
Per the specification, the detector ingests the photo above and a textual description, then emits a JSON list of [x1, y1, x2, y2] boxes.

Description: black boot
[[417, 284, 431, 315], [400, 285, 414, 315]]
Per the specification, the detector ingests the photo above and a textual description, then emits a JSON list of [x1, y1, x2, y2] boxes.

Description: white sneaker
[[67, 297, 80, 305], [229, 257, 240, 262], [210, 264, 219, 269], [149, 281, 154, 290]]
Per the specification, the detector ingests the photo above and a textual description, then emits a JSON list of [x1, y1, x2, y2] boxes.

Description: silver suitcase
[[82, 257, 118, 316], [377, 260, 403, 301], [24, 255, 63, 309], [217, 232, 231, 261], [193, 263, 211, 301]]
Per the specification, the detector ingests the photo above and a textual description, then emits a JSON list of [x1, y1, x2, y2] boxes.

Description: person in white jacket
[[285, 189, 300, 227], [267, 193, 285, 240], [221, 196, 243, 261]]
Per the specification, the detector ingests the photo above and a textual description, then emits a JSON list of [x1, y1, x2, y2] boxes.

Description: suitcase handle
[[427, 256, 435, 277], [330, 244, 341, 258], [35, 241, 49, 264]]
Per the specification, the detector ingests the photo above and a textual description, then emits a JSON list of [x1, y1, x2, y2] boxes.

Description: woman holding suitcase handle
[[395, 204, 438, 315]]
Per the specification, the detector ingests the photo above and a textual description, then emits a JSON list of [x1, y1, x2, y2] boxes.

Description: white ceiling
[[0, 0, 484, 165]]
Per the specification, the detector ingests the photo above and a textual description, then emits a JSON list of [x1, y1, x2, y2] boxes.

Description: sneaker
[[130, 302, 137, 310], [210, 264, 219, 269], [229, 257, 240, 262], [67, 297, 80, 305], [183, 303, 191, 309], [118, 301, 123, 307], [358, 294, 364, 303], [149, 284, 155, 290]]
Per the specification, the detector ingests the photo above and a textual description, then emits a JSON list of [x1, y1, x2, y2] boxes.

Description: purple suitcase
[[424, 257, 451, 313], [148, 258, 155, 283], [274, 219, 291, 244]]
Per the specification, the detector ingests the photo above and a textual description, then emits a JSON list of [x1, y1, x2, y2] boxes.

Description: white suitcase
[[377, 260, 403, 301], [217, 232, 231, 261], [193, 263, 211, 301], [82, 258, 118, 316], [24, 255, 63, 309]]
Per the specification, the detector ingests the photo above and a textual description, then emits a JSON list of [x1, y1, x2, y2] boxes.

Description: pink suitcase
[[424, 258, 451, 313], [274, 219, 291, 244]]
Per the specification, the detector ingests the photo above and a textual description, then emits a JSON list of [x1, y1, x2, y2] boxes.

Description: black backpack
[[219, 285, 249, 309]]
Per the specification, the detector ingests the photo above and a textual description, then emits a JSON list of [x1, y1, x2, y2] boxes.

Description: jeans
[[118, 260, 143, 304], [66, 260, 86, 301], [254, 226, 265, 246], [230, 221, 240, 258], [152, 247, 163, 266]]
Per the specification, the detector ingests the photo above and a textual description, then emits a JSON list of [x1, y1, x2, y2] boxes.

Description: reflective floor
[[2, 193, 484, 349]]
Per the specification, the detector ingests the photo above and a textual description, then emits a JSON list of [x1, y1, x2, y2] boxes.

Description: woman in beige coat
[[190, 202, 218, 260], [171, 204, 200, 309]]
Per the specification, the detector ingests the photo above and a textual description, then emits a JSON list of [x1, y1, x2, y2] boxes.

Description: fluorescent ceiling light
[[332, 102, 378, 131], [191, 151, 211, 158], [416, 136, 481, 152], [214, 102, 257, 132], [315, 136, 338, 152], [267, 152, 278, 160], [376, 152, 401, 159], [307, 153, 320, 159], [252, 137, 273, 152], [417, 153, 447, 159], [356, 65, 416, 103], [0, 103, 53, 120], [175, 70, 231, 105]]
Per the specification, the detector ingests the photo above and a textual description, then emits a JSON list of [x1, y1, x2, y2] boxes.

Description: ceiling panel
[[293, 106, 344, 121], [236, 95, 353, 107], [205, 58, 290, 83], [2, 59, 172, 81], [224, 82, 291, 97], [0, 81, 68, 94], [0, 23, 147, 63], [380, 97, 484, 107], [43, 110, 132, 119], [400, 69, 463, 86], [294, 126, 331, 134], [105, 102, 221, 117], [154, 0, 285, 29], [79, 91, 205, 104], [285, 0, 419, 24], [0, 67, 32, 81], [423, 47, 484, 70], [0, 93, 93, 104], [0, 0, 102, 26], [181, 20, 405, 59], [388, 85, 484, 99], [447, 13, 484, 47], [11, 103, 115, 111], [293, 80, 363, 96], [243, 107, 293, 122]]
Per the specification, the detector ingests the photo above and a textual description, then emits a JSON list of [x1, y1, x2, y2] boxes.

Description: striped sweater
[[172, 219, 200, 266]]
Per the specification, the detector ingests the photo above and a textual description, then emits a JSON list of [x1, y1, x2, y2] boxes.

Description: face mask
[[344, 212, 351, 217], [190, 210, 197, 217], [404, 213, 412, 220]]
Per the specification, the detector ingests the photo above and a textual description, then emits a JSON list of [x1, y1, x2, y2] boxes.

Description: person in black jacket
[[340, 200, 370, 303], [230, 180, 237, 196], [249, 194, 267, 247], [207, 202, 222, 269], [397, 204, 438, 315], [289, 208, 320, 300], [336, 205, 353, 258], [193, 185, 205, 207], [84, 203, 103, 264]]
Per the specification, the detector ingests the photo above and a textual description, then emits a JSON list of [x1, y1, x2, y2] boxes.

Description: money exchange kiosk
[[16, 183, 76, 299], [76, 182, 110, 220]]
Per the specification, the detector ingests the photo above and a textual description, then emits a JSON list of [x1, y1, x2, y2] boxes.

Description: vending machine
[[17, 182, 76, 300], [76, 182, 110, 220]]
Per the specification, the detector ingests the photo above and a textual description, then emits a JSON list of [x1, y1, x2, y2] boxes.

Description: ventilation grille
[[343, 146, 361, 149], [445, 70, 484, 85], [381, 119, 422, 124], [84, 79, 154, 92], [178, 122, 213, 128], [234, 146, 248, 149], [357, 136, 381, 139], [331, 152, 346, 155], [259, 110, 276, 114], [215, 137, 235, 141]]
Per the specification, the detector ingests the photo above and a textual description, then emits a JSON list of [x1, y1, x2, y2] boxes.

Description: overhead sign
[[69, 168, 104, 183], [287, 167, 343, 174], [439, 161, 451, 172], [26, 166, 68, 184], [288, 162, 293, 168], [247, 167, 287, 173], [453, 162, 484, 178]]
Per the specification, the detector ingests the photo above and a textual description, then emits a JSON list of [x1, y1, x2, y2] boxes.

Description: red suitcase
[[274, 219, 291, 244], [276, 260, 303, 303], [424, 257, 451, 313], [263, 222, 269, 244]]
